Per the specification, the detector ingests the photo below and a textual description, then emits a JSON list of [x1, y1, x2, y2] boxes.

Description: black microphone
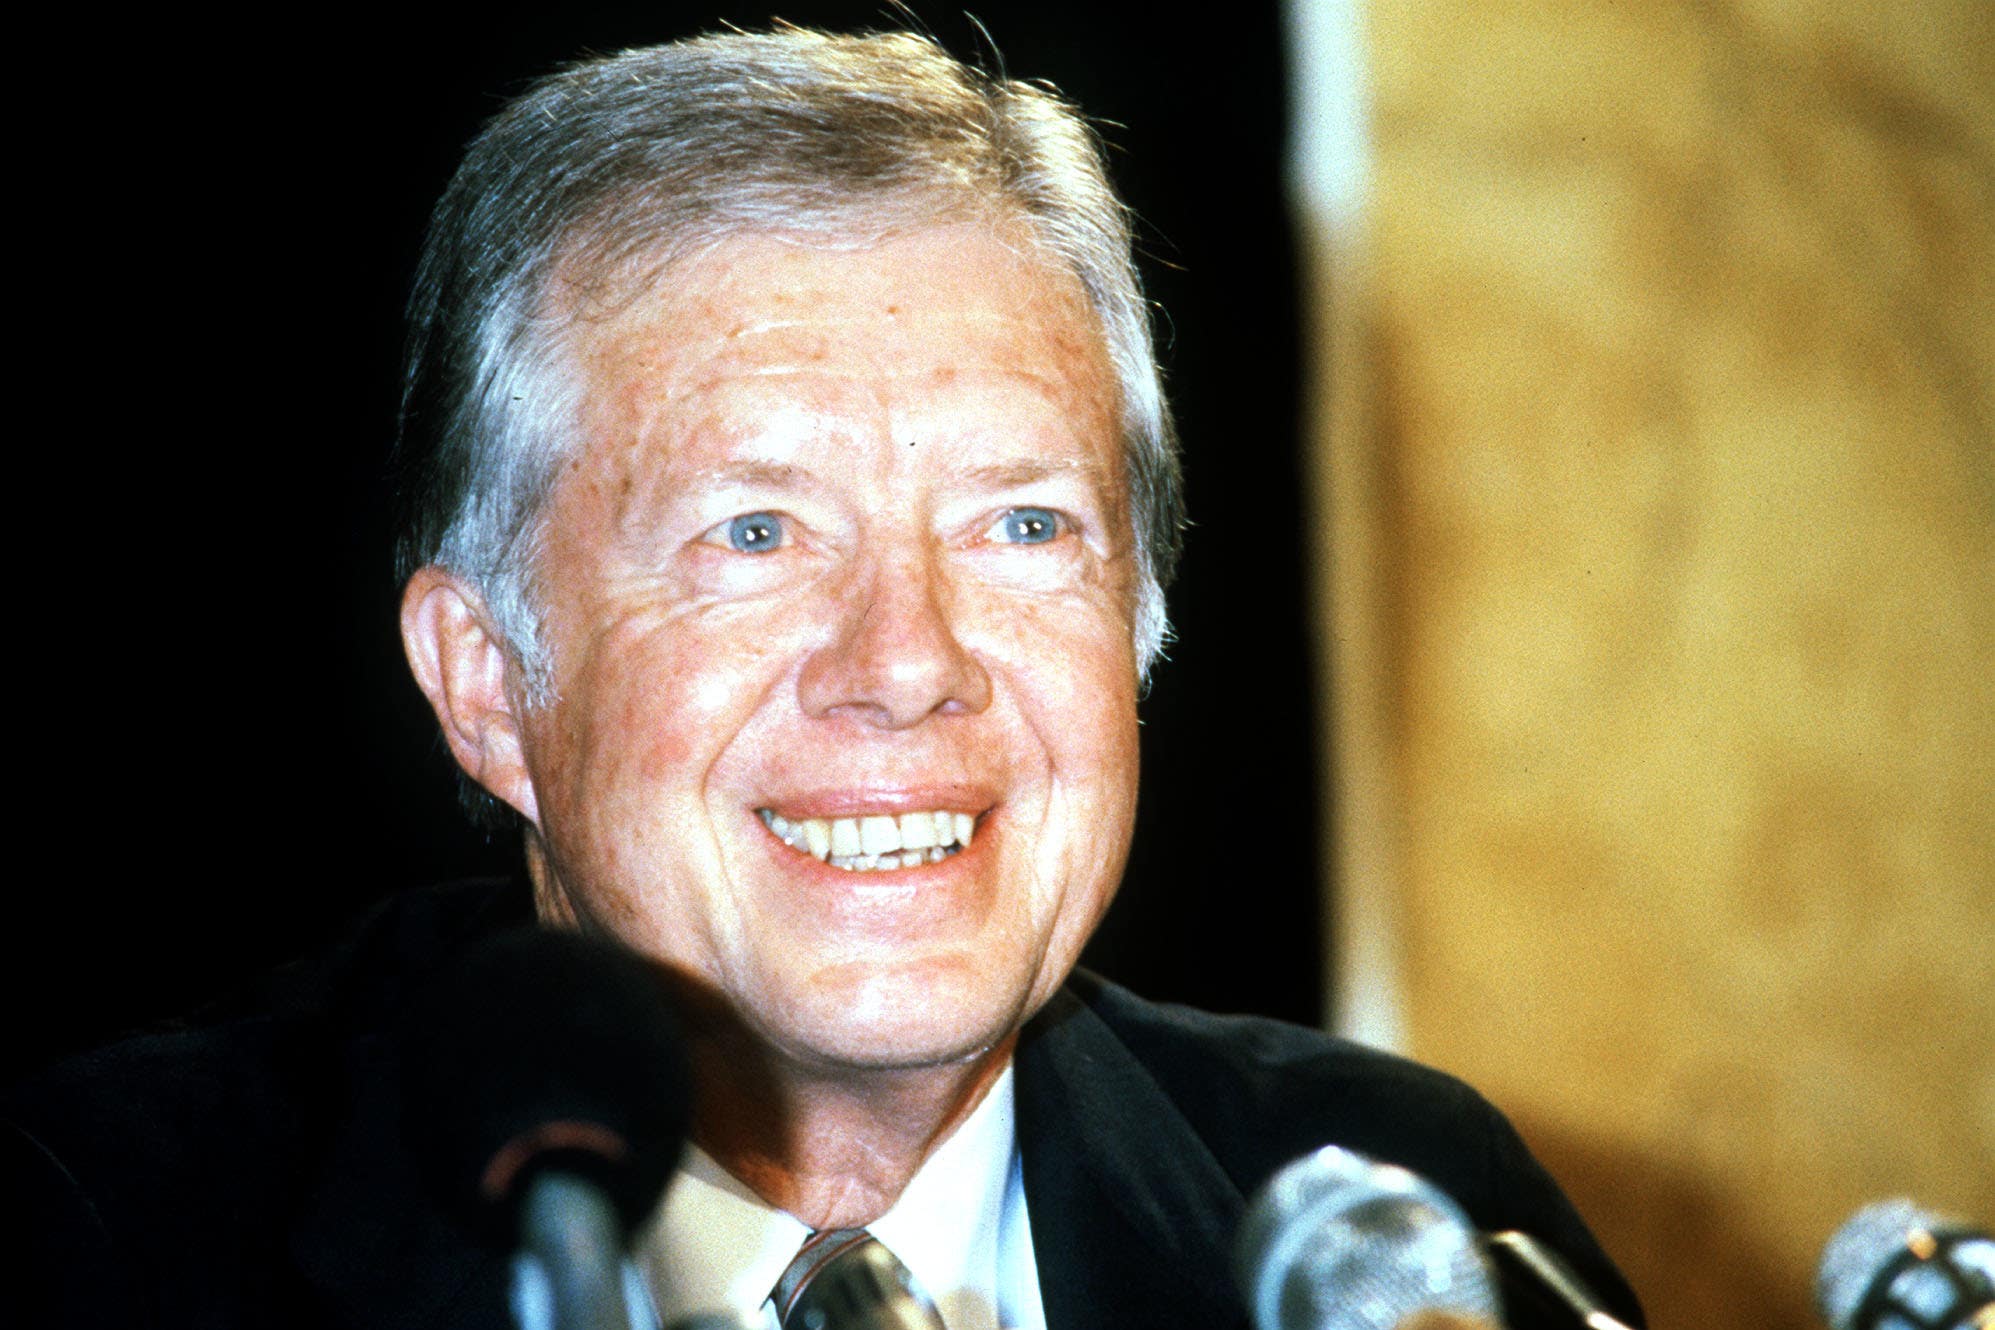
[[1483, 1229, 1635, 1330], [1816, 1199, 1995, 1330], [1235, 1144, 1502, 1330], [400, 927, 693, 1330]]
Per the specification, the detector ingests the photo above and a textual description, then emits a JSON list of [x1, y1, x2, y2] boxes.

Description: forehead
[[560, 222, 1122, 470]]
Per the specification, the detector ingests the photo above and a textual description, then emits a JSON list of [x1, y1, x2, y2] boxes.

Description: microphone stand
[[512, 1171, 640, 1330]]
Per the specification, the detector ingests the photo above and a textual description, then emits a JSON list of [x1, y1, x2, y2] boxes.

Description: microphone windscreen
[[1235, 1145, 1499, 1330], [1817, 1199, 1995, 1330], [399, 926, 692, 1245]]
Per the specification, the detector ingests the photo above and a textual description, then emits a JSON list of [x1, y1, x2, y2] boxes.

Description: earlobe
[[399, 567, 542, 826]]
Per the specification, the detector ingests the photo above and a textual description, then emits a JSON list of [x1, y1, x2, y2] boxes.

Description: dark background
[[9, 2, 1320, 1080]]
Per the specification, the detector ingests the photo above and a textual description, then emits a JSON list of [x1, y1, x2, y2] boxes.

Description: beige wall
[[1310, 3, 1994, 1326]]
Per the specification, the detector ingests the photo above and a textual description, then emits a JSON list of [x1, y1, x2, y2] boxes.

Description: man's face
[[513, 221, 1142, 1073]]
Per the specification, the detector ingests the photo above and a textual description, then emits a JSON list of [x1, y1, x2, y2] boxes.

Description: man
[[7, 27, 1640, 1330]]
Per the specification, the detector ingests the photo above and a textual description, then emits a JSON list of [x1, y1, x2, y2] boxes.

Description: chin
[[772, 953, 1038, 1072]]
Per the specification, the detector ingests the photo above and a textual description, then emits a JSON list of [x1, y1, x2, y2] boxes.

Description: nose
[[797, 546, 992, 728]]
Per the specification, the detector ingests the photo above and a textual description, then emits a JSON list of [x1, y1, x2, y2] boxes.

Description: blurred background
[[1300, 2, 1993, 1326], [9, 3, 1990, 1328]]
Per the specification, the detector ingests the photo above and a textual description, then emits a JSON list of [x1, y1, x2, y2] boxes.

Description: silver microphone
[[1235, 1145, 1501, 1330], [1816, 1199, 1994, 1330]]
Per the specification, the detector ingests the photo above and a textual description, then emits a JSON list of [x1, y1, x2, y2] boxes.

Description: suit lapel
[[1016, 987, 1248, 1330]]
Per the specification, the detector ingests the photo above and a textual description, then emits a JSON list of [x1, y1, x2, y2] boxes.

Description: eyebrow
[[680, 457, 1112, 493], [954, 458, 1114, 489], [612, 458, 817, 539], [681, 460, 815, 491]]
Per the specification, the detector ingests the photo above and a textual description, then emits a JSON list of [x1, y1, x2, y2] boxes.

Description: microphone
[[400, 927, 693, 1330], [1816, 1199, 1995, 1330], [1235, 1144, 1502, 1330]]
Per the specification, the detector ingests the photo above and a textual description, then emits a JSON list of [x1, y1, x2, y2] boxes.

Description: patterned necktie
[[771, 1228, 940, 1330]]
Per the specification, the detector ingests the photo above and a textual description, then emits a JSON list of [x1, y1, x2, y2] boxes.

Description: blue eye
[[998, 507, 1059, 544], [726, 512, 785, 553]]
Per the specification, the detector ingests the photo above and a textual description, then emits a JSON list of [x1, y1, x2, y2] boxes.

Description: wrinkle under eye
[[726, 512, 785, 553]]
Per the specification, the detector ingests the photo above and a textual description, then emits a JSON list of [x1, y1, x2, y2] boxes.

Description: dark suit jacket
[[5, 880, 1641, 1329], [1017, 973, 1642, 1329]]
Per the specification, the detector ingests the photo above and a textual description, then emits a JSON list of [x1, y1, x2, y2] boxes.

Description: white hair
[[398, 28, 1184, 787]]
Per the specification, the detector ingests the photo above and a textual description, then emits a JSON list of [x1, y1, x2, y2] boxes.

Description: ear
[[399, 566, 542, 827]]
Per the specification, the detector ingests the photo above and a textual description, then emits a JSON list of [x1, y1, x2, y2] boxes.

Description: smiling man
[[390, 36, 1171, 1319], [402, 215, 1145, 1244], [387, 28, 1639, 1330], [4, 26, 1640, 1330]]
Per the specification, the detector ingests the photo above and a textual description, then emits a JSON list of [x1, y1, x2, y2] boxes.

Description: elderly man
[[6, 27, 1639, 1330]]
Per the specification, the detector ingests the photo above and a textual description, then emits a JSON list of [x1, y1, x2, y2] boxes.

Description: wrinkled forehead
[[543, 201, 1121, 391], [553, 218, 1124, 448]]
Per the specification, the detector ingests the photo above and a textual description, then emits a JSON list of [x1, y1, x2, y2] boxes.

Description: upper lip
[[754, 784, 996, 820]]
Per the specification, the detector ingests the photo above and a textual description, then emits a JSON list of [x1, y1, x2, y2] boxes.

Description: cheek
[[618, 665, 708, 785], [997, 600, 1141, 849], [970, 574, 1135, 668], [1002, 604, 1140, 747], [591, 609, 801, 785], [635, 724, 698, 783]]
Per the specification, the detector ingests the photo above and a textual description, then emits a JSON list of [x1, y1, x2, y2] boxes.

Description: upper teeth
[[759, 809, 975, 870]]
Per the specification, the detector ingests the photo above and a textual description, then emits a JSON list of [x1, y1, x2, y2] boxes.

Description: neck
[[686, 1016, 1016, 1230], [522, 838, 1017, 1230]]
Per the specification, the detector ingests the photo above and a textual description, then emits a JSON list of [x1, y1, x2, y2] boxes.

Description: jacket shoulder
[[1062, 971, 1500, 1203], [3, 876, 528, 1184], [1057, 972, 1645, 1326], [1, 878, 530, 1329]]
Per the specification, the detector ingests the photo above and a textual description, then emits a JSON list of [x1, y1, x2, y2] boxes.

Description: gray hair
[[398, 27, 1184, 713]]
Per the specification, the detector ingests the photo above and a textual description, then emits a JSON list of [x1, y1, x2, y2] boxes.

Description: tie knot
[[772, 1229, 936, 1330]]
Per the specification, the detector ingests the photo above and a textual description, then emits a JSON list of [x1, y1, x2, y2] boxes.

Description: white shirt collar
[[637, 1139, 810, 1326], [637, 1062, 1041, 1330], [870, 1061, 1020, 1330]]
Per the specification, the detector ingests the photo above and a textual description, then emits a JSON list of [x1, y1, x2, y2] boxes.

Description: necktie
[[771, 1228, 940, 1330]]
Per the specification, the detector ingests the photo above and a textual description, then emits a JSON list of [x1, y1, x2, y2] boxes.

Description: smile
[[757, 808, 976, 872]]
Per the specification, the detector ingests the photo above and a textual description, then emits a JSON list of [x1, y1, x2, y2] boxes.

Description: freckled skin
[[517, 222, 1143, 1091]]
